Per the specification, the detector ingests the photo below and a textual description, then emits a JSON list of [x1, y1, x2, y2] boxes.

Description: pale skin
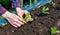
[[2, 7, 31, 28]]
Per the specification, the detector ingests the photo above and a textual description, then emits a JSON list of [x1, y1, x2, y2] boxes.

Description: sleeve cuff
[[12, 2, 20, 8], [0, 4, 7, 15], [11, 0, 21, 8]]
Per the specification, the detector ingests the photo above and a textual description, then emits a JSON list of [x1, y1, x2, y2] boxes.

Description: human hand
[[2, 11, 26, 28], [16, 8, 32, 22]]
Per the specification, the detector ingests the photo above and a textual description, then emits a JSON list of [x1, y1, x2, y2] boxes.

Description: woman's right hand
[[2, 11, 26, 28]]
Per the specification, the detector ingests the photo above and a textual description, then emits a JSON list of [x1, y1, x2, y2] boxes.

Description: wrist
[[0, 4, 7, 15], [2, 11, 9, 18]]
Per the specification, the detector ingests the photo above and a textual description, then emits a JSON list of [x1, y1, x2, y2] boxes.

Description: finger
[[16, 8, 23, 12], [12, 24, 18, 28], [23, 10, 28, 12], [16, 8, 24, 18], [7, 18, 18, 28], [18, 18, 26, 23], [23, 10, 28, 14], [16, 16, 26, 23], [14, 22, 21, 27], [18, 15, 23, 19], [8, 19, 18, 28], [18, 21, 24, 25], [14, 19, 24, 25], [17, 10, 27, 15]]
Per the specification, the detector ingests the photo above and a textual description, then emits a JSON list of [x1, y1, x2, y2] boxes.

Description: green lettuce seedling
[[23, 12, 33, 22], [51, 27, 60, 35], [42, 6, 49, 14]]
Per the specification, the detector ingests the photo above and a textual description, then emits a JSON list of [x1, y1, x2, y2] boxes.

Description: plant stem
[[21, 0, 23, 8], [34, 0, 37, 3], [30, 0, 32, 6]]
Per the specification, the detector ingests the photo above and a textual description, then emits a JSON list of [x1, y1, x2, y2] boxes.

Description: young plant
[[42, 6, 49, 14], [52, 2, 56, 7], [51, 27, 60, 35], [23, 12, 33, 22]]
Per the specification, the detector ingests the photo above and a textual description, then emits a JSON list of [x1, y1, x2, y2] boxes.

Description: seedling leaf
[[42, 6, 49, 14], [51, 27, 60, 35], [56, 30, 60, 33], [51, 27, 57, 34], [23, 12, 33, 21]]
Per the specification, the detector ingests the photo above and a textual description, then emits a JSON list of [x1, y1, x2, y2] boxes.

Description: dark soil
[[0, 0, 60, 35]]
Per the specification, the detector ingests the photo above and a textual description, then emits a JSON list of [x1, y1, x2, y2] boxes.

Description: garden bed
[[0, 0, 60, 35]]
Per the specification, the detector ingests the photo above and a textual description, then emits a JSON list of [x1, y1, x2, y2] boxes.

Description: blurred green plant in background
[[0, 0, 11, 9], [52, 2, 56, 7]]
